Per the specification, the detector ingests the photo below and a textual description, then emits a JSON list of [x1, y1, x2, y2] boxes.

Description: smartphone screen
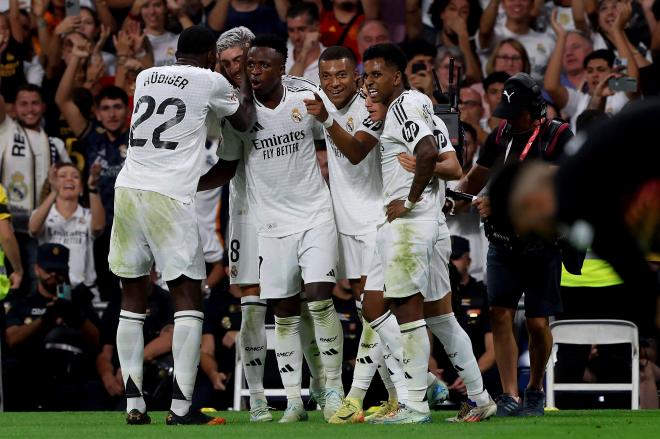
[[65, 0, 81, 17]]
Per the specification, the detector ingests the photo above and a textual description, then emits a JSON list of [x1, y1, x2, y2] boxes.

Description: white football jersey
[[375, 89, 441, 222], [219, 125, 254, 224], [431, 114, 455, 238], [219, 84, 333, 237], [319, 90, 384, 235], [116, 65, 239, 203]]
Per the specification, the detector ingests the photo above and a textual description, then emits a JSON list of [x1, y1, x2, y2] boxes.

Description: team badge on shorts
[[231, 265, 238, 278], [346, 117, 354, 132], [291, 108, 303, 123]]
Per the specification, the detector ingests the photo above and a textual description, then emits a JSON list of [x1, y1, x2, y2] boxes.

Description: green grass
[[1, 410, 660, 439]]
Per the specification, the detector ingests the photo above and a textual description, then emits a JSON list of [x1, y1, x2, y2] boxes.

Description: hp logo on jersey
[[402, 121, 420, 143]]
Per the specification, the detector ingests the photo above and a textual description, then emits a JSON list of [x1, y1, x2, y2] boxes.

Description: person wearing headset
[[454, 73, 574, 417]]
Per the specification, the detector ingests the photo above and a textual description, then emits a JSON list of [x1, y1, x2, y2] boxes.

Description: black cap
[[450, 236, 470, 260], [37, 243, 69, 272], [493, 73, 538, 120]]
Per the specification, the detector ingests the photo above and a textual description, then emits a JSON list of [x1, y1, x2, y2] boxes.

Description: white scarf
[[0, 119, 59, 232]]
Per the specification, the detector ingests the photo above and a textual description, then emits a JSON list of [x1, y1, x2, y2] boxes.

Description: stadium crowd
[[0, 0, 658, 416]]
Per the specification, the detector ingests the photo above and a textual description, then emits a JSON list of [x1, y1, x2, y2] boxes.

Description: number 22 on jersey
[[129, 95, 187, 150]]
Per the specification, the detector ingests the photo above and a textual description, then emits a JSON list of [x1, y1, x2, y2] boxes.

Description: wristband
[[322, 115, 334, 129], [88, 186, 99, 194], [404, 199, 416, 210]]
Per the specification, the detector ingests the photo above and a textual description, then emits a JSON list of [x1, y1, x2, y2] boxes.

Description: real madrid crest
[[231, 265, 238, 278], [221, 316, 232, 329], [346, 117, 354, 132], [291, 108, 303, 123], [8, 173, 27, 202]]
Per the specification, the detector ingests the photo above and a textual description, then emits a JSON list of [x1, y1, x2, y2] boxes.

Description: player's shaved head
[[177, 25, 217, 57], [250, 34, 288, 67]]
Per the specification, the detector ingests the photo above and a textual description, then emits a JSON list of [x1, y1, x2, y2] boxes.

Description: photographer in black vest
[[455, 73, 573, 417]]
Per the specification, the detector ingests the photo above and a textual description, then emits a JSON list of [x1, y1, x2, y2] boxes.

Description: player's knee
[[526, 317, 550, 336], [490, 306, 515, 327]]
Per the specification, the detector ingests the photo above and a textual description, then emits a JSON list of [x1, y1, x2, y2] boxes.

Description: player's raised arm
[[226, 44, 256, 132], [305, 92, 379, 164]]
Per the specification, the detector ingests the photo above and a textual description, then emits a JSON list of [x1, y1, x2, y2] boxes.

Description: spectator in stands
[[207, 0, 286, 36], [448, 236, 499, 396], [593, 0, 652, 57], [402, 39, 437, 98], [126, 0, 193, 67], [0, 183, 23, 301], [356, 19, 389, 72], [545, 6, 640, 132], [28, 162, 105, 301], [479, 0, 555, 80], [480, 71, 509, 135], [550, 0, 594, 34], [435, 46, 466, 96], [56, 42, 130, 301], [485, 38, 531, 77], [560, 30, 593, 90], [427, 0, 483, 83], [0, 84, 69, 296], [3, 243, 100, 410], [319, 0, 365, 62], [95, 268, 174, 410], [77, 7, 115, 75], [0, 0, 28, 106], [459, 85, 489, 145], [285, 1, 324, 83]]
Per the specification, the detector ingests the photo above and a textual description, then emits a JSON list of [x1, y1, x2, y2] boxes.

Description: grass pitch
[[1, 410, 659, 439]]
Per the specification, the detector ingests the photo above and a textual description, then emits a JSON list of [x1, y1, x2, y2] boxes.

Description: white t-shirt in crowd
[[33, 205, 96, 288], [116, 64, 239, 203], [147, 32, 179, 67], [219, 84, 333, 237], [363, 89, 441, 223], [563, 87, 629, 133], [319, 90, 384, 236]]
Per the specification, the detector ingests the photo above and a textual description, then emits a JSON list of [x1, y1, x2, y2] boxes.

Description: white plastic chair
[[546, 319, 639, 409], [233, 324, 309, 410]]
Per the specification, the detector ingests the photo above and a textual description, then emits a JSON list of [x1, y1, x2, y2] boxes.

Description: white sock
[[400, 320, 431, 414], [307, 299, 344, 391], [369, 310, 408, 404], [275, 315, 303, 406], [348, 316, 382, 403], [427, 371, 438, 386], [240, 296, 267, 407], [381, 344, 408, 405], [300, 300, 326, 394], [427, 313, 490, 406], [170, 310, 204, 416], [117, 310, 146, 413]]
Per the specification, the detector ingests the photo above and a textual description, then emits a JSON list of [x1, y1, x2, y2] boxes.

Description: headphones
[[508, 73, 547, 120]]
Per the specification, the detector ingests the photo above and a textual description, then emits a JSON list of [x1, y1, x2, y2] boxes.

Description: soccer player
[[309, 43, 496, 423], [303, 46, 407, 424], [200, 35, 344, 423], [108, 25, 255, 425], [214, 27, 326, 423]]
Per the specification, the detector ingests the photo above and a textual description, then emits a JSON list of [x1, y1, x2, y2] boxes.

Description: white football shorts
[[338, 231, 384, 292], [259, 220, 338, 299], [109, 187, 205, 282], [228, 220, 260, 286], [425, 234, 452, 302], [376, 219, 439, 299]]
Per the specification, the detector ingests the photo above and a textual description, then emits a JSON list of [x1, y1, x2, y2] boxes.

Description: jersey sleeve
[[208, 73, 240, 119], [216, 125, 243, 161], [432, 115, 455, 154], [0, 185, 10, 222], [355, 104, 384, 140], [392, 97, 435, 153]]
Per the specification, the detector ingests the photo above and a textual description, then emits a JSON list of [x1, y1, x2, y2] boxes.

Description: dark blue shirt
[[80, 122, 128, 225]]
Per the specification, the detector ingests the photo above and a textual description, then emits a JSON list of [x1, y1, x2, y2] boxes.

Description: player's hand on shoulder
[[303, 92, 329, 123]]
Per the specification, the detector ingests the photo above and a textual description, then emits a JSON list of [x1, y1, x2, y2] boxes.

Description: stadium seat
[[545, 320, 639, 410], [233, 324, 310, 410]]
